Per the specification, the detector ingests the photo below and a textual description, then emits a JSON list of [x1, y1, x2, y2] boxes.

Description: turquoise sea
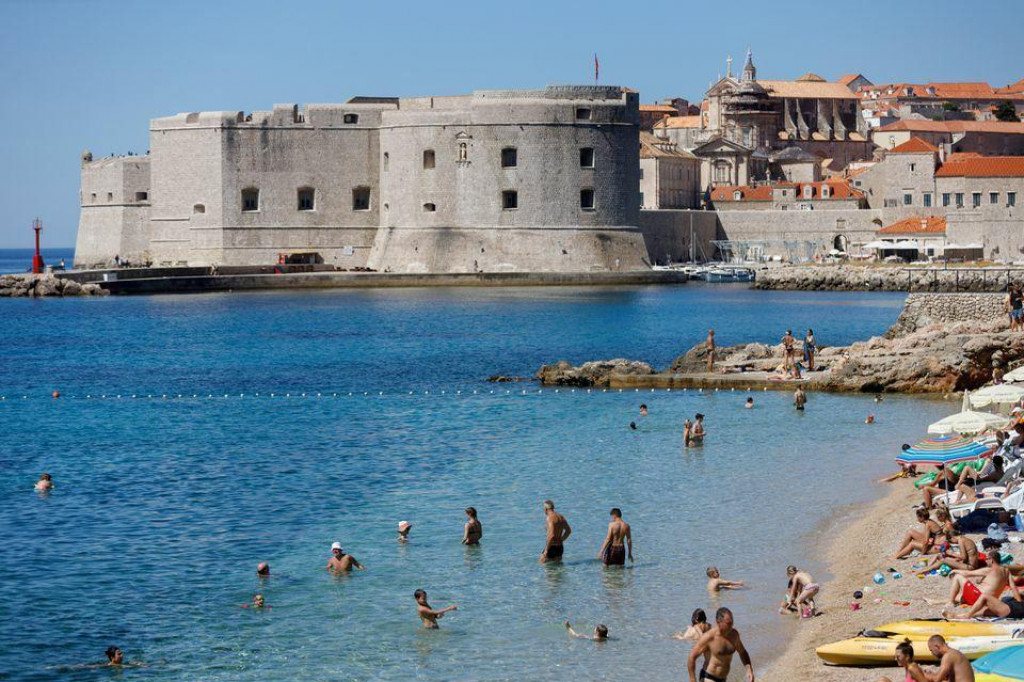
[[0, 284, 955, 681]]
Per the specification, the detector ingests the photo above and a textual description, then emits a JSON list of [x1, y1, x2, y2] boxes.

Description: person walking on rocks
[[706, 329, 716, 373], [781, 330, 797, 369]]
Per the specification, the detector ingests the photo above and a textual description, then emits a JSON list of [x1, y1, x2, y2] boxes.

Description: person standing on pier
[[706, 329, 716, 372], [540, 500, 572, 563]]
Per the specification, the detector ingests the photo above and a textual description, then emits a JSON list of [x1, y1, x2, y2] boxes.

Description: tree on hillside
[[994, 101, 1021, 122]]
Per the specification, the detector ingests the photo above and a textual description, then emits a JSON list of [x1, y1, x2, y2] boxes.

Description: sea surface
[[0, 247, 76, 275], [0, 285, 956, 681]]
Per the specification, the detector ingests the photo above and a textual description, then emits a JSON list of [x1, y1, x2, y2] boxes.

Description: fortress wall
[[74, 157, 151, 267], [637, 210, 720, 264]]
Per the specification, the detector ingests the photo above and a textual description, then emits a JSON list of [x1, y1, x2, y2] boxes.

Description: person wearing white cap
[[397, 521, 412, 543], [327, 541, 364, 572]]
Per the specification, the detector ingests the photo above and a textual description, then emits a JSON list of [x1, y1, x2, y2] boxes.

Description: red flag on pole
[[594, 54, 599, 83]]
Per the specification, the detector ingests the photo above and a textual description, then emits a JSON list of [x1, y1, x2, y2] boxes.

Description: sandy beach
[[761, 479, 1023, 682]]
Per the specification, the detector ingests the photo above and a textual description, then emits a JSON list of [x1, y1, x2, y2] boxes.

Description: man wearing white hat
[[327, 542, 365, 572], [397, 521, 412, 543]]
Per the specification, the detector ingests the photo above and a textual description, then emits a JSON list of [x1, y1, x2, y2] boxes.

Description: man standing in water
[[706, 329, 716, 372], [327, 542, 365, 572], [926, 635, 975, 681], [794, 386, 807, 411], [597, 508, 633, 565], [687, 607, 754, 682], [540, 500, 572, 563], [462, 507, 482, 545]]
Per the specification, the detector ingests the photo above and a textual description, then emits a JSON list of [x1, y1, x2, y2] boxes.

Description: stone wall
[[74, 156, 151, 267], [755, 265, 1024, 291], [637, 210, 719, 264], [886, 292, 1006, 337]]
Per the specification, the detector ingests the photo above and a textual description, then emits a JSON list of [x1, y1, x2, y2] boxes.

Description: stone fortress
[[75, 86, 650, 273]]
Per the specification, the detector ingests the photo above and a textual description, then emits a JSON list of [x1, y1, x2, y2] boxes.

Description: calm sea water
[[0, 285, 955, 681], [0, 247, 76, 275]]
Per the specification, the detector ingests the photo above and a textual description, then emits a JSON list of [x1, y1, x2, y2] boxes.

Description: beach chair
[[936, 460, 1023, 514], [944, 463, 1024, 518]]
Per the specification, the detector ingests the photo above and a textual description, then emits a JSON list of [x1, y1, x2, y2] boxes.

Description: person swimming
[[242, 594, 268, 609], [673, 608, 712, 641], [397, 521, 412, 543], [689, 414, 706, 445], [35, 473, 53, 491], [105, 647, 124, 667], [415, 589, 457, 629], [706, 566, 745, 592], [744, 397, 754, 409], [327, 542, 365, 572], [565, 620, 608, 641], [639, 403, 648, 416], [256, 562, 270, 577]]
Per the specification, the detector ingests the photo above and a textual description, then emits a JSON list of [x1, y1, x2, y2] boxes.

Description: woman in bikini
[[893, 507, 941, 560], [690, 414, 706, 446], [877, 639, 928, 682]]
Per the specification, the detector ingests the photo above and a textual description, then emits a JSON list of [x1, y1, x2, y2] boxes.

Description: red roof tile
[[876, 120, 1024, 134], [889, 137, 939, 153], [935, 156, 1024, 178], [710, 179, 863, 202], [877, 216, 946, 235]]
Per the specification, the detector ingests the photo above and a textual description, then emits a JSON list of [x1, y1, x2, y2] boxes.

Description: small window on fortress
[[107, 192, 113, 202], [580, 147, 595, 168], [502, 190, 518, 210], [242, 188, 260, 212], [343, 113, 359, 124], [90, 193, 97, 203], [501, 147, 517, 168], [193, 204, 206, 214], [423, 150, 436, 170], [352, 186, 371, 211], [298, 188, 315, 211], [423, 203, 436, 212], [580, 189, 595, 210], [383, 152, 389, 172], [576, 107, 592, 121], [135, 191, 148, 202]]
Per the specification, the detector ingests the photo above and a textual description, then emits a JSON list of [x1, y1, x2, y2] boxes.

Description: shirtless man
[[687, 607, 754, 682], [784, 566, 819, 616], [257, 562, 270, 577], [926, 635, 975, 682], [326, 542, 365, 572], [944, 550, 1008, 613], [540, 500, 572, 563], [414, 589, 457, 629], [706, 566, 745, 592], [793, 386, 806, 411], [915, 530, 980, 576], [958, 564, 1024, 620], [781, 330, 797, 370], [565, 620, 608, 640], [706, 329, 716, 372], [597, 508, 633, 565], [105, 647, 124, 667], [462, 507, 482, 545]]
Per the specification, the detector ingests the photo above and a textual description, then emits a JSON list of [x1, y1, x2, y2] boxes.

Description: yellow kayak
[[875, 620, 1023, 638], [817, 633, 1022, 666], [976, 674, 1018, 681]]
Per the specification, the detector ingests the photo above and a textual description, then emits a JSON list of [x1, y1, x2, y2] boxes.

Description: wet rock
[[486, 375, 529, 383], [536, 358, 654, 387]]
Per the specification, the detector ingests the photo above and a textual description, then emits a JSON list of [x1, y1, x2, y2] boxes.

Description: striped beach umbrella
[[896, 433, 993, 467]]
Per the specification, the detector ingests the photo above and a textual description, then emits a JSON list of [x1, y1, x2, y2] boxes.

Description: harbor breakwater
[[0, 274, 107, 297], [534, 293, 1019, 394], [754, 265, 1024, 292]]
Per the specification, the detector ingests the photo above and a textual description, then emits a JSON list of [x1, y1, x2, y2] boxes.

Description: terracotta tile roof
[[944, 152, 983, 163], [837, 74, 864, 86], [876, 120, 1024, 134], [888, 137, 940, 153], [877, 216, 946, 235], [653, 115, 702, 129], [935, 156, 1024, 178], [997, 78, 1024, 95], [710, 178, 863, 202], [757, 79, 858, 100], [710, 185, 775, 201], [640, 104, 678, 113], [866, 82, 1024, 101]]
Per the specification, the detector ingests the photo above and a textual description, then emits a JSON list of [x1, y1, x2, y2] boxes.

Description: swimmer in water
[[540, 499, 572, 563], [630, 421, 638, 430], [640, 403, 648, 416], [673, 608, 712, 641], [597, 508, 633, 565], [866, 414, 875, 424], [566, 620, 608, 640], [745, 397, 754, 409], [397, 521, 412, 543], [794, 386, 807, 411], [257, 562, 270, 577], [243, 594, 268, 609], [462, 507, 482, 545], [687, 607, 754, 682], [35, 473, 53, 491], [327, 542, 365, 572], [105, 647, 124, 666], [706, 566, 745, 592], [415, 589, 457, 629]]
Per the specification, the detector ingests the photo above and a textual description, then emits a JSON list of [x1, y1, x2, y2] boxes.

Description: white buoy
[[301, 393, 306, 397], [132, 395, 136, 398]]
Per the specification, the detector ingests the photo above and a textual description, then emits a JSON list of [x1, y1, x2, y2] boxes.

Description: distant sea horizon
[[0, 247, 76, 275]]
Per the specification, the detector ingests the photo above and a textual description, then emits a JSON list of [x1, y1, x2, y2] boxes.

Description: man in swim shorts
[[687, 607, 754, 682], [462, 507, 482, 545], [706, 329, 716, 372], [927, 635, 976, 681], [793, 386, 806, 410], [540, 500, 572, 563], [327, 542, 365, 572], [945, 550, 1009, 612], [785, 565, 819, 616], [598, 508, 633, 565]]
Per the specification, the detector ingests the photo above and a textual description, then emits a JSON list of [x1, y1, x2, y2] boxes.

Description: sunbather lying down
[[951, 456, 1006, 503]]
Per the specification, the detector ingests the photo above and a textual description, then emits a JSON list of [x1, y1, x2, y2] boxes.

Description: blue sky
[[0, 0, 1021, 247]]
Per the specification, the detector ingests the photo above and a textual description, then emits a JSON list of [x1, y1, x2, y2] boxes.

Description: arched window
[[733, 190, 742, 201], [713, 162, 730, 183], [458, 142, 468, 162]]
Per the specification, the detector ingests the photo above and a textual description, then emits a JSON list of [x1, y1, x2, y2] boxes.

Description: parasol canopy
[[928, 391, 1010, 435], [972, 644, 1024, 680], [970, 383, 1024, 409], [1002, 366, 1024, 383], [895, 433, 993, 466]]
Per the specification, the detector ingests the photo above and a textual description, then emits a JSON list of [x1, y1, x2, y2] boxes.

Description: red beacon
[[31, 218, 45, 274]]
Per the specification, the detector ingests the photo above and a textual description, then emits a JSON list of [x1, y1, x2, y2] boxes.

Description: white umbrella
[[929, 390, 1010, 434], [863, 240, 890, 249], [893, 240, 920, 250], [969, 383, 1024, 409], [1003, 367, 1024, 383]]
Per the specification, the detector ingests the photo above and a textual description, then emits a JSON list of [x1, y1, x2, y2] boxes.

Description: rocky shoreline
[[533, 293, 1021, 394], [0, 274, 108, 297], [754, 265, 1024, 292]]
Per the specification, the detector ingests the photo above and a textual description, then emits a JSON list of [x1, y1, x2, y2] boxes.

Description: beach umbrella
[[896, 433, 993, 467], [928, 391, 1009, 435], [1003, 367, 1024, 383], [973, 644, 1024, 680], [970, 384, 1024, 409]]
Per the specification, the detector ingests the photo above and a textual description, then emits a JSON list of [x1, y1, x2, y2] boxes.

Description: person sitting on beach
[[893, 508, 941, 559], [673, 608, 712, 641], [687, 607, 754, 682], [597, 508, 633, 566], [415, 589, 457, 629], [565, 620, 608, 641], [257, 562, 270, 577], [952, 456, 1005, 504], [944, 550, 1009, 613], [327, 542, 365, 572], [915, 530, 980, 575], [877, 638, 928, 682], [793, 386, 807, 411], [540, 499, 572, 563], [706, 567, 745, 592], [919, 464, 964, 509], [397, 521, 412, 543], [462, 507, 482, 545], [928, 636, 979, 682], [954, 563, 1024, 621], [35, 473, 53, 492], [689, 414, 706, 445], [783, 565, 819, 617], [934, 508, 955, 537]]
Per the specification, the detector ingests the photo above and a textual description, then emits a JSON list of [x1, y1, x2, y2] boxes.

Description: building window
[[193, 203, 205, 214], [639, 192, 644, 206], [803, 185, 813, 199], [580, 147, 595, 168], [383, 152, 389, 172], [423, 149, 435, 170], [990, 192, 1000, 205], [343, 113, 358, 124], [822, 186, 831, 199], [500, 147, 517, 168], [422, 203, 436, 212], [910, 163, 916, 172], [714, 163, 729, 183], [107, 192, 113, 202], [942, 193, 951, 207], [972, 192, 981, 208], [639, 168, 644, 180], [135, 191, 148, 201], [90, 192, 96, 203], [458, 142, 468, 162], [1009, 192, 1017, 206], [733, 190, 742, 201], [242, 188, 259, 212], [924, 193, 932, 208], [903, 193, 912, 206], [955, 192, 964, 208], [298, 187, 315, 211], [502, 190, 518, 210], [580, 188, 595, 210], [352, 186, 371, 211], [575, 107, 592, 121]]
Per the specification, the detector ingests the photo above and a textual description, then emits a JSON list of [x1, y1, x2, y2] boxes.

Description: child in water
[[706, 566, 746, 591]]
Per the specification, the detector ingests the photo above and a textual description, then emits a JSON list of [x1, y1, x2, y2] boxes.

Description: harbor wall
[[886, 292, 1006, 337]]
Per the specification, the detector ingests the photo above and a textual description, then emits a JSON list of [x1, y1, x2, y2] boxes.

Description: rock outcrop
[[0, 274, 107, 297], [536, 359, 655, 387], [755, 265, 1022, 293]]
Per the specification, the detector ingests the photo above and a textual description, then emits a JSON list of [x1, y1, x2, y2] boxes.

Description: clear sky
[[0, 0, 1021, 247]]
